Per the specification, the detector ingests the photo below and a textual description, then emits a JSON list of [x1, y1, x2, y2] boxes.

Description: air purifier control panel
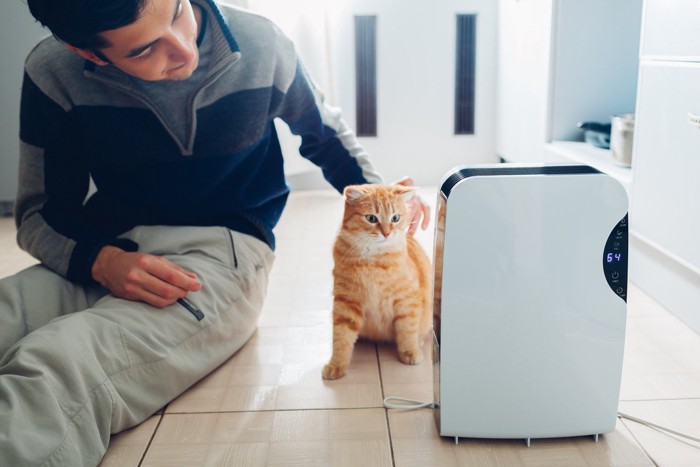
[[603, 214, 629, 302]]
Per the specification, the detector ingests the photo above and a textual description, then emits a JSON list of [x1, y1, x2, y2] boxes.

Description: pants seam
[[117, 325, 132, 369], [19, 291, 29, 337], [40, 381, 114, 467], [40, 375, 72, 418]]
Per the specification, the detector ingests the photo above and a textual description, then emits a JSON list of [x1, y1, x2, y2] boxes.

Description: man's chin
[[164, 59, 198, 81], [165, 68, 194, 81]]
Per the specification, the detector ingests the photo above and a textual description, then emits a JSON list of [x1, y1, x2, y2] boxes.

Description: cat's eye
[[365, 215, 378, 223], [391, 214, 400, 222]]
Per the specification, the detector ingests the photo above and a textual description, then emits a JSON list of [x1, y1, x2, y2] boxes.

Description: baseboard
[[630, 233, 700, 334]]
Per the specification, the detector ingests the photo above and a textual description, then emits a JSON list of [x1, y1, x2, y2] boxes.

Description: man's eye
[[134, 48, 154, 61]]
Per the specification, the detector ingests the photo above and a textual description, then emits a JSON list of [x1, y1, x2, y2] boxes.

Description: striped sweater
[[15, 0, 381, 284]]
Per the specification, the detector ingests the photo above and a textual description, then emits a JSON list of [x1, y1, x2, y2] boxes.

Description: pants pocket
[[226, 229, 239, 269]]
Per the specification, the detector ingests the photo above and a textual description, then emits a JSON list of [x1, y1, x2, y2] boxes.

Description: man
[[0, 0, 429, 465]]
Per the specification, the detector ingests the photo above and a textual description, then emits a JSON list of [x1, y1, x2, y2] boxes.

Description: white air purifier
[[432, 164, 628, 445]]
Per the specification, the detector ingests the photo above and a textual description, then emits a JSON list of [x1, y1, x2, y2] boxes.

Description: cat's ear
[[344, 185, 366, 201]]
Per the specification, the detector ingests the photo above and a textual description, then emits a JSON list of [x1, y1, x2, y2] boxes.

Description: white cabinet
[[629, 2, 700, 332], [496, 0, 642, 175], [640, 0, 700, 61], [632, 62, 700, 273]]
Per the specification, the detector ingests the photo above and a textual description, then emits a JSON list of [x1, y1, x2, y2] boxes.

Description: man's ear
[[64, 44, 110, 66]]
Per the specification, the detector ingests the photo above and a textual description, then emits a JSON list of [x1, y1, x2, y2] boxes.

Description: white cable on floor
[[618, 411, 700, 444], [383, 396, 436, 410]]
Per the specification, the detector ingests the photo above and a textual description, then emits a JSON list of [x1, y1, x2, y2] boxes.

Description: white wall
[[0, 1, 48, 207], [233, 0, 500, 187], [495, 0, 554, 163], [328, 0, 499, 186]]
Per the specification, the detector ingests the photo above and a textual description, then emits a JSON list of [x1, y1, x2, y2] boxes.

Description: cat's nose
[[381, 229, 390, 238]]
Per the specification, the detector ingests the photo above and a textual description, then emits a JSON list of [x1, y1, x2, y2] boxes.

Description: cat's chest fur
[[333, 236, 414, 340]]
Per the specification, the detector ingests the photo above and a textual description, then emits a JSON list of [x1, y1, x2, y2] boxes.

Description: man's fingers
[[143, 256, 202, 293], [406, 195, 430, 236], [136, 288, 176, 309], [92, 248, 203, 308], [140, 272, 189, 302], [171, 262, 198, 279], [393, 176, 414, 187], [420, 199, 431, 230], [124, 255, 202, 307]]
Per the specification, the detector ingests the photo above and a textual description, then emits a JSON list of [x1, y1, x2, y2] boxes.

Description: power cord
[[617, 411, 700, 444], [382, 396, 437, 410], [383, 397, 700, 445]]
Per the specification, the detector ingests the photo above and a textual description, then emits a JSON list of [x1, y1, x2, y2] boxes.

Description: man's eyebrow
[[124, 0, 182, 58]]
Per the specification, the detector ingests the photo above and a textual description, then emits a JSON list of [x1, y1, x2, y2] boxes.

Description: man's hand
[[394, 176, 431, 236], [91, 245, 202, 308]]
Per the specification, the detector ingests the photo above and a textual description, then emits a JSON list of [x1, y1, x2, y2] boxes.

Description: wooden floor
[[1, 188, 699, 466]]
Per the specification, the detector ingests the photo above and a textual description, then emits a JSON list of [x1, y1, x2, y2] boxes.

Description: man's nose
[[164, 33, 194, 62]]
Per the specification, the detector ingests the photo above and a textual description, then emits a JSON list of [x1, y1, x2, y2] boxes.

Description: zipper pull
[[177, 297, 205, 321]]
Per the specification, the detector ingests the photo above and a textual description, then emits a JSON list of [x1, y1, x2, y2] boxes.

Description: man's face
[[96, 0, 201, 81]]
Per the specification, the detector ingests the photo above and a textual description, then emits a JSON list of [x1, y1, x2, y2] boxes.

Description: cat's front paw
[[322, 363, 347, 380], [399, 349, 424, 365]]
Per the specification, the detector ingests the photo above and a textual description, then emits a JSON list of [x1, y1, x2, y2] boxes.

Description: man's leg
[[0, 226, 274, 466], [0, 264, 108, 357]]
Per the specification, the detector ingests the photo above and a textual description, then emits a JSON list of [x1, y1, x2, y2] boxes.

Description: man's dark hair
[[26, 0, 148, 51]]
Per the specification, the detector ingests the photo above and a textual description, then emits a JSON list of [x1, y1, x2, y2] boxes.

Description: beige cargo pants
[[0, 226, 274, 466]]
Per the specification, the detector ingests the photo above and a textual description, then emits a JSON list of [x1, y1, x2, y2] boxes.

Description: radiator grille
[[455, 14, 477, 135], [354, 15, 377, 136]]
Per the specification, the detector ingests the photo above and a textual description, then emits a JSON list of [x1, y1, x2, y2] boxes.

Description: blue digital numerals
[[603, 215, 628, 302]]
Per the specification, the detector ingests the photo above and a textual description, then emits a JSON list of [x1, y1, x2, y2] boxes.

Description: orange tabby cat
[[322, 184, 432, 380]]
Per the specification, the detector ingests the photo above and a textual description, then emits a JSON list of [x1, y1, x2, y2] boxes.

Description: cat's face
[[341, 184, 414, 245]]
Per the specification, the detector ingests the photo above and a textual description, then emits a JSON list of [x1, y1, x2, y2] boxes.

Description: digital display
[[606, 252, 623, 263], [604, 215, 628, 302]]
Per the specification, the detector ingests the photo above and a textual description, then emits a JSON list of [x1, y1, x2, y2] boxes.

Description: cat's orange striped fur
[[322, 184, 432, 380]]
